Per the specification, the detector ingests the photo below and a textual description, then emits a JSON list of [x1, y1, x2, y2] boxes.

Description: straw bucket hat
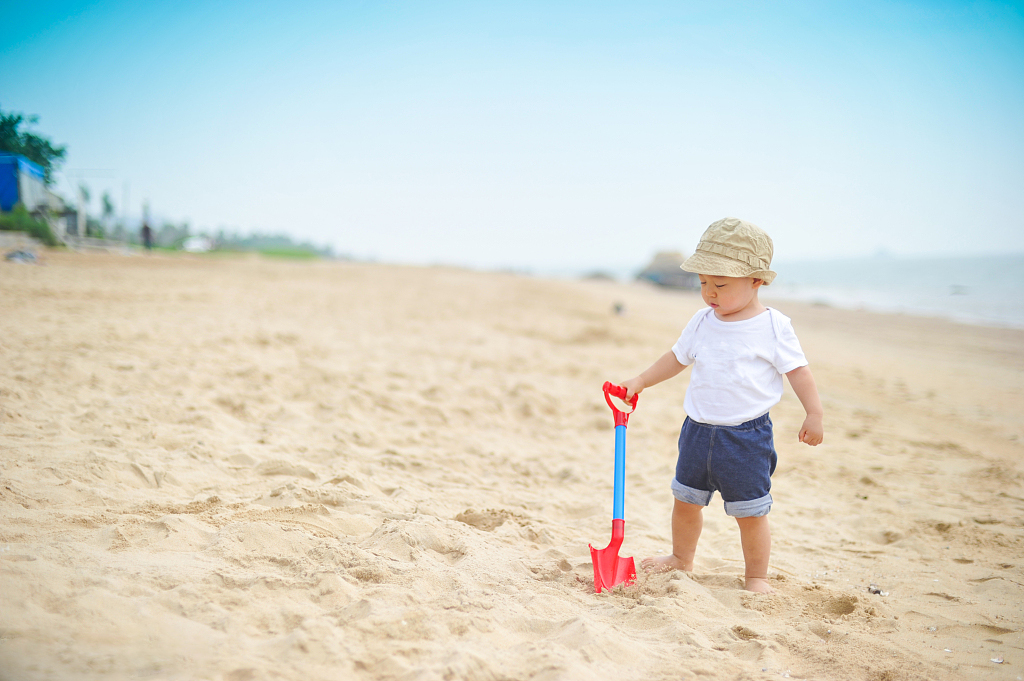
[[680, 217, 777, 284]]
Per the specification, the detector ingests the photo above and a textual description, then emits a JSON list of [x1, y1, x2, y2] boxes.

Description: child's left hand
[[799, 414, 824, 446]]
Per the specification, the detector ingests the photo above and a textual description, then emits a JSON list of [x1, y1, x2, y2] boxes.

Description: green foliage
[[215, 230, 334, 258], [256, 246, 321, 259], [0, 108, 67, 185], [0, 203, 58, 247], [101, 192, 114, 219], [155, 221, 190, 248], [86, 217, 104, 239]]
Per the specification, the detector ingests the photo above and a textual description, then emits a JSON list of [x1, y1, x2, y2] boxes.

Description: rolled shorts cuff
[[671, 478, 713, 506], [671, 478, 773, 517], [724, 494, 773, 518]]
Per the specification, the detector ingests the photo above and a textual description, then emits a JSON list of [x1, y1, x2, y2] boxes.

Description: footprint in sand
[[455, 509, 511, 532]]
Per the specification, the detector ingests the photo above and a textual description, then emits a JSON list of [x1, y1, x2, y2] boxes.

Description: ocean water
[[759, 253, 1024, 329]]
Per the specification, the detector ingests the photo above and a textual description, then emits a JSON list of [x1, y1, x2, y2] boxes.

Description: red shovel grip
[[603, 381, 638, 427]]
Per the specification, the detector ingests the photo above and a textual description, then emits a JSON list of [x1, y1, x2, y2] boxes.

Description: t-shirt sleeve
[[671, 309, 708, 366], [772, 312, 808, 374]]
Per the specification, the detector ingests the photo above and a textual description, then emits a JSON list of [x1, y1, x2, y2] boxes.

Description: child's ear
[[751, 278, 764, 289]]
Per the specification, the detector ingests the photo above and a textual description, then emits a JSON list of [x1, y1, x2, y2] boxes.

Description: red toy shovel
[[589, 381, 638, 593]]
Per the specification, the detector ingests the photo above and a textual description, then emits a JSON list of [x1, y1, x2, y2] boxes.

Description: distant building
[[0, 152, 48, 212], [182, 235, 214, 253], [0, 151, 70, 236]]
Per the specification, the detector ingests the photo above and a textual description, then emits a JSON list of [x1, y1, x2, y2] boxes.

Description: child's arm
[[622, 351, 688, 400], [786, 365, 824, 446]]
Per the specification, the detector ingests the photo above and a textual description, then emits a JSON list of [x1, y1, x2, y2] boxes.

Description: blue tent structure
[[0, 152, 48, 212]]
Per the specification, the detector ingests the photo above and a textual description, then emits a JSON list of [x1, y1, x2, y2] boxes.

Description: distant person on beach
[[618, 217, 824, 593], [141, 221, 153, 251]]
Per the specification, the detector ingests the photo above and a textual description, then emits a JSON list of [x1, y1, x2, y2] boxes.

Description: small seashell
[[991, 657, 1004, 664]]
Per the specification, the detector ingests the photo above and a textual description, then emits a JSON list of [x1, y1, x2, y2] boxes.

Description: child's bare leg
[[641, 499, 702, 573], [735, 514, 772, 593]]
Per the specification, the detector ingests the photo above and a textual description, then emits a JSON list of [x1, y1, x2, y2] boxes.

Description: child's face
[[698, 275, 764, 319]]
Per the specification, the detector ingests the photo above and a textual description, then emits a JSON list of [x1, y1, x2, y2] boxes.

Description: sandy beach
[[1, 251, 1022, 681]]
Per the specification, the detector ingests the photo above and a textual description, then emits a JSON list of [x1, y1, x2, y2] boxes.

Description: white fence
[[61, 235, 135, 254]]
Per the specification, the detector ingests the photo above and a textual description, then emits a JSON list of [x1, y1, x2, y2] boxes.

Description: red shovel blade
[[589, 519, 636, 593]]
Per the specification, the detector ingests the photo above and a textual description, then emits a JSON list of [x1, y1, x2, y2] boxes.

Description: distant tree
[[102, 191, 115, 229], [0, 108, 67, 185], [156, 221, 190, 248]]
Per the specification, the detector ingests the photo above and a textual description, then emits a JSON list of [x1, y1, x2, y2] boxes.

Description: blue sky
[[2, 1, 1022, 273]]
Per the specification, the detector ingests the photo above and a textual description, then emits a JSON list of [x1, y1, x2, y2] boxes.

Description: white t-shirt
[[671, 307, 808, 426]]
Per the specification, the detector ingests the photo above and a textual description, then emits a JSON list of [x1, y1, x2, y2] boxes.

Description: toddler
[[621, 217, 823, 593]]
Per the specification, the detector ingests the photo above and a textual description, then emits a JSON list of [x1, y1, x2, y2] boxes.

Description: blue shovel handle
[[613, 424, 627, 520]]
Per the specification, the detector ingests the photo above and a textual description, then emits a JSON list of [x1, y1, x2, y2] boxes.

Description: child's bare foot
[[744, 576, 774, 593], [640, 555, 692, 574]]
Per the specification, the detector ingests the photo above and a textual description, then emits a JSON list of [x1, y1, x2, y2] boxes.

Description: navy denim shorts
[[671, 414, 777, 518]]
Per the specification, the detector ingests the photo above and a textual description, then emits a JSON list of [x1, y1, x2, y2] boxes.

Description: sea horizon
[[757, 252, 1024, 330], [541, 252, 1024, 331]]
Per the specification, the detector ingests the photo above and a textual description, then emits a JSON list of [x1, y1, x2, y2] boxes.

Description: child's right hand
[[622, 376, 646, 402]]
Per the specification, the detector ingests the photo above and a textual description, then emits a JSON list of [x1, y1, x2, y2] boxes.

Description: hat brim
[[680, 251, 776, 284]]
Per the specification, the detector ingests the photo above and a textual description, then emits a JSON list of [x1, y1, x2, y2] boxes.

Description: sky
[[2, 1, 1023, 274]]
